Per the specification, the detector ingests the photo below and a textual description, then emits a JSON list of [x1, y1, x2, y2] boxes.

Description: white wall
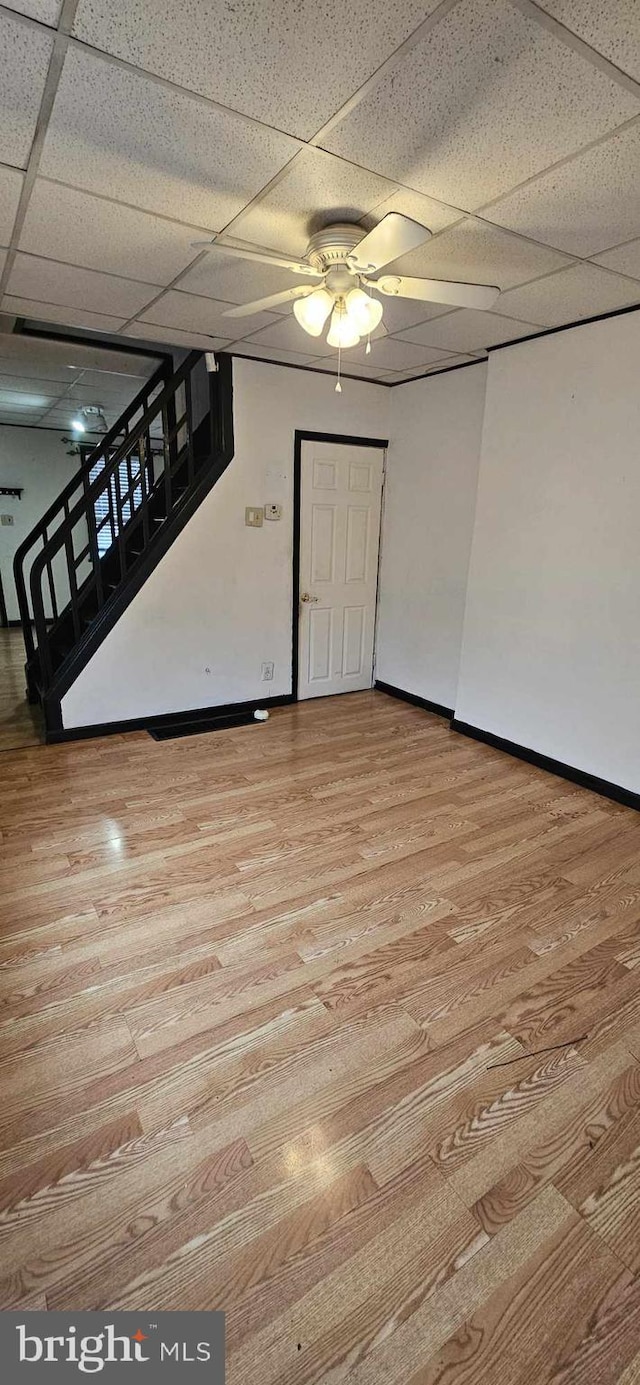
[[62, 357, 389, 728], [0, 425, 81, 620], [456, 312, 640, 795], [375, 363, 486, 710]]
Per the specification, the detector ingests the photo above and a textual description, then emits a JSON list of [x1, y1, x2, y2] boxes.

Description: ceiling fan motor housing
[[306, 224, 364, 274]]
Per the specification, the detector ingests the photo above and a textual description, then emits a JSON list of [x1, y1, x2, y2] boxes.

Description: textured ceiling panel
[[0, 164, 24, 246], [1, 295, 127, 332], [536, 0, 640, 82], [122, 322, 230, 351], [20, 180, 205, 284], [228, 343, 325, 367], [176, 254, 308, 310], [226, 148, 397, 256], [494, 261, 640, 325], [0, 334, 157, 377], [342, 336, 453, 372], [0, 406, 44, 420], [138, 288, 277, 338], [358, 185, 463, 239], [239, 315, 336, 356], [0, 11, 54, 168], [387, 216, 572, 287], [39, 47, 301, 227], [593, 236, 640, 280], [383, 354, 482, 381], [300, 358, 390, 380], [72, 0, 443, 139], [397, 307, 541, 351], [365, 295, 452, 335], [0, 387, 57, 407], [485, 122, 640, 257], [8, 253, 160, 316], [322, 0, 639, 210], [3, 0, 62, 24]]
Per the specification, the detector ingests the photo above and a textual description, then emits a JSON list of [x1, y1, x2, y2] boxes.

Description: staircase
[[14, 350, 234, 739]]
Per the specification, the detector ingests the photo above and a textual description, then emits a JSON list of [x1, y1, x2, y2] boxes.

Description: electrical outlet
[[0, 514, 14, 526], [261, 661, 274, 681]]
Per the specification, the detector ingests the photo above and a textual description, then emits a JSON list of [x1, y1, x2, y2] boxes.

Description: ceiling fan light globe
[[293, 288, 333, 336], [326, 307, 361, 349], [345, 287, 383, 334]]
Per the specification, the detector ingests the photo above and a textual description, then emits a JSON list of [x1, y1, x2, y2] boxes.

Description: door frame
[[292, 429, 388, 702]]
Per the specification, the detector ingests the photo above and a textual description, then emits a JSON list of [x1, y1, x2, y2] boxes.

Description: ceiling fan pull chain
[[335, 343, 342, 393]]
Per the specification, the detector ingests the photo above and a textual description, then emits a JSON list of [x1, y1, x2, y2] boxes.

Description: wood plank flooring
[[1, 689, 640, 1381], [0, 627, 42, 751]]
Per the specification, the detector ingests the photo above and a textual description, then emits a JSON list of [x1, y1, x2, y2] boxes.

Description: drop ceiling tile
[[384, 354, 481, 381], [0, 11, 54, 168], [302, 358, 388, 381], [0, 387, 57, 407], [360, 186, 464, 238], [0, 372, 61, 393], [1, 295, 127, 332], [228, 343, 324, 367], [593, 237, 640, 281], [486, 122, 640, 257], [322, 0, 639, 211], [348, 336, 454, 372], [138, 289, 274, 338], [72, 0, 444, 140], [176, 255, 308, 311], [495, 261, 640, 326], [369, 295, 452, 335], [386, 216, 573, 288], [122, 322, 230, 351], [239, 315, 336, 356], [4, 0, 62, 23], [0, 410, 47, 424], [396, 308, 541, 351], [8, 254, 160, 316], [0, 353, 79, 382], [20, 181, 206, 285], [227, 148, 398, 257], [0, 165, 23, 246], [536, 1, 640, 83], [39, 47, 301, 227]]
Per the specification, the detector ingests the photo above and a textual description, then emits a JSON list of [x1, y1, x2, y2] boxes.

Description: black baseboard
[[374, 680, 454, 721], [149, 710, 259, 740], [451, 719, 640, 813], [47, 693, 294, 744]]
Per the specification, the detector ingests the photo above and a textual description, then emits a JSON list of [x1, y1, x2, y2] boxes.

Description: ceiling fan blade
[[370, 275, 500, 310], [222, 285, 318, 318], [347, 213, 431, 274], [190, 240, 321, 277]]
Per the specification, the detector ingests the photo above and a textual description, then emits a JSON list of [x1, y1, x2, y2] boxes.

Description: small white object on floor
[[254, 708, 269, 721]]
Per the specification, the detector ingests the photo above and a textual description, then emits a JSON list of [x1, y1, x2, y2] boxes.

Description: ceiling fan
[[193, 213, 500, 365]]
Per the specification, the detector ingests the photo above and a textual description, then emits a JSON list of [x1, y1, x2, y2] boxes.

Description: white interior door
[[297, 440, 385, 700]]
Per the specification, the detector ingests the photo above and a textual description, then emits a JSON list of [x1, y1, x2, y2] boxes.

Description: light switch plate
[[245, 506, 264, 528], [1, 514, 14, 526]]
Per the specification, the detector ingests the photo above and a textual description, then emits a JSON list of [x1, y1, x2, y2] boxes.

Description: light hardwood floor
[[1, 690, 640, 1381], [0, 627, 42, 751]]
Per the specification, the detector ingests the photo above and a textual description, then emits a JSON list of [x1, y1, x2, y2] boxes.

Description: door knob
[[300, 592, 318, 603]]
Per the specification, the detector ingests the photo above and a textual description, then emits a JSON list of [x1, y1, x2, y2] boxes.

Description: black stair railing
[[13, 356, 170, 678], [15, 350, 229, 704]]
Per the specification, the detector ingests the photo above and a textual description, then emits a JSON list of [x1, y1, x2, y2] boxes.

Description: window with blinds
[[90, 456, 143, 555]]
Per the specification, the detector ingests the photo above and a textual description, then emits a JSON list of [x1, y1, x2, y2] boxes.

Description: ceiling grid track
[[1, 0, 640, 394]]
